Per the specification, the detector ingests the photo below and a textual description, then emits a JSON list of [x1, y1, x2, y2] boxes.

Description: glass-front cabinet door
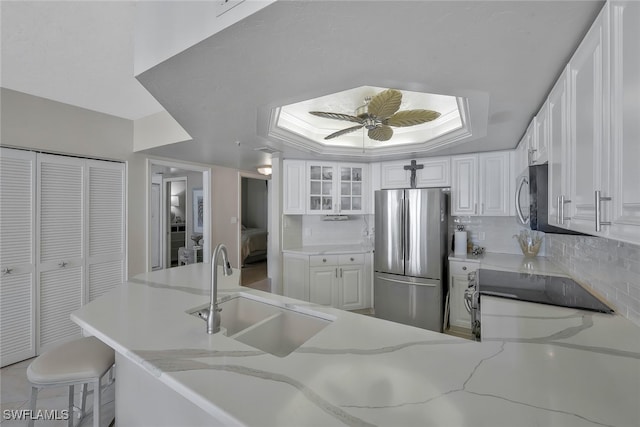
[[339, 165, 364, 213], [308, 162, 335, 213]]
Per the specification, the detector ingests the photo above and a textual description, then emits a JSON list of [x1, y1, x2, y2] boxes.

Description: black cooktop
[[477, 269, 614, 314]]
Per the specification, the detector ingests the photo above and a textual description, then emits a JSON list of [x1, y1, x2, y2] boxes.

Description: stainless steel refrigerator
[[374, 188, 448, 332]]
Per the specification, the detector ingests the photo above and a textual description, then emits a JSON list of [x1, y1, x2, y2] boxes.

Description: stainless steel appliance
[[374, 188, 448, 332], [464, 269, 613, 341], [515, 164, 582, 234]]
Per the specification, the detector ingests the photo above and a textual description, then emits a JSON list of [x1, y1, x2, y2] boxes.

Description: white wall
[[212, 165, 241, 268], [0, 88, 147, 277], [133, 110, 191, 152]]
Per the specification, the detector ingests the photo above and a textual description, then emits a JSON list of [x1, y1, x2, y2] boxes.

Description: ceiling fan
[[309, 89, 441, 141]]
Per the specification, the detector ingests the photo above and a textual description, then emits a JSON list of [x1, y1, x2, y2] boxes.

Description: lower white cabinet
[[448, 261, 478, 331], [284, 252, 370, 310]]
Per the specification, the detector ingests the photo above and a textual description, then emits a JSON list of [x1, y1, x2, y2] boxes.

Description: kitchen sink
[[187, 294, 333, 357]]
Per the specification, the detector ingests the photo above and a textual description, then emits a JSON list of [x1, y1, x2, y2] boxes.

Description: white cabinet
[[379, 157, 450, 189], [448, 261, 477, 331], [533, 103, 549, 165], [608, 0, 640, 244], [283, 253, 309, 301], [283, 252, 369, 310], [282, 160, 306, 214], [451, 155, 478, 216], [567, 6, 610, 235], [520, 121, 536, 166], [0, 148, 36, 367], [451, 152, 511, 216], [306, 162, 366, 215], [283, 160, 367, 215], [547, 67, 571, 228], [309, 254, 338, 306]]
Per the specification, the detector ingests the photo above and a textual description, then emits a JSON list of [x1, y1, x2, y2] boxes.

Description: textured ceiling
[[137, 0, 604, 170]]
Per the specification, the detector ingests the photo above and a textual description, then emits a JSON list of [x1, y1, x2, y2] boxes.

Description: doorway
[[148, 159, 211, 271], [239, 174, 270, 291]]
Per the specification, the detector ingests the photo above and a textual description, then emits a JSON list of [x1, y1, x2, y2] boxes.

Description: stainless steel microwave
[[515, 164, 582, 234]]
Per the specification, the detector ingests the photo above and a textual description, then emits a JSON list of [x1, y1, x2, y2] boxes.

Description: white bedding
[[241, 227, 268, 262]]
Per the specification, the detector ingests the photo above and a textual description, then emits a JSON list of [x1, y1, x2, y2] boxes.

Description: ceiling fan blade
[[325, 124, 364, 140], [309, 111, 363, 124], [368, 125, 393, 141], [367, 89, 402, 119], [385, 109, 441, 127]]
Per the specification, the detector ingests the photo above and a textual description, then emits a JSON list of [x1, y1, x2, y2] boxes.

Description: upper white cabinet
[[608, 0, 640, 243], [547, 68, 571, 228], [283, 160, 306, 214], [283, 160, 368, 215], [567, 5, 610, 235], [379, 157, 450, 189], [533, 102, 549, 165], [545, 1, 639, 245], [451, 152, 511, 216]]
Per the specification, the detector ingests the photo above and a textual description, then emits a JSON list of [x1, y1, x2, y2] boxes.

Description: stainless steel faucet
[[206, 243, 233, 334]]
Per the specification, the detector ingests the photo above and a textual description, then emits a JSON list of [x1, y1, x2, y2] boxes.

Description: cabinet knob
[[322, 258, 327, 263], [462, 266, 467, 271], [350, 257, 354, 262]]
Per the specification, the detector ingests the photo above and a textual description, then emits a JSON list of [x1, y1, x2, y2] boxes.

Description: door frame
[[237, 171, 270, 279], [163, 176, 188, 268], [146, 159, 212, 272]]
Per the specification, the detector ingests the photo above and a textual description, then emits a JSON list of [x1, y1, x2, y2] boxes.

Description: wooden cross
[[404, 160, 423, 188]]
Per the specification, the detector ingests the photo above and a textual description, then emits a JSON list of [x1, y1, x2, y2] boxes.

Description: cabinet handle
[[339, 268, 343, 278], [474, 203, 477, 215], [462, 266, 467, 271], [1, 268, 13, 275], [481, 203, 485, 214], [595, 190, 612, 232], [335, 268, 338, 278], [560, 195, 571, 225]]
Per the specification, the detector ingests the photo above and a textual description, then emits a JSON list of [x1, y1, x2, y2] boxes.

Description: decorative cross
[[404, 160, 424, 189]]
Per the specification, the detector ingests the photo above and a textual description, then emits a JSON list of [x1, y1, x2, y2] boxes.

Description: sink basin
[[187, 294, 333, 357]]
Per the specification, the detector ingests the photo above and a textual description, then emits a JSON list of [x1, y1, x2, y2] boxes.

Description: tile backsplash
[[297, 215, 373, 246], [449, 216, 543, 256], [546, 235, 640, 327]]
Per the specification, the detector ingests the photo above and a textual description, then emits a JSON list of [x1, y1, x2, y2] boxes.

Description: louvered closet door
[[37, 154, 85, 351], [0, 148, 36, 367], [85, 160, 125, 302]]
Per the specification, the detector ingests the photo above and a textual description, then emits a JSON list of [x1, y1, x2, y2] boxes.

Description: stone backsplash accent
[[546, 235, 640, 327]]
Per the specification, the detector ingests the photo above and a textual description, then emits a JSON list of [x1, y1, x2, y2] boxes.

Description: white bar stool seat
[[26, 336, 115, 427]]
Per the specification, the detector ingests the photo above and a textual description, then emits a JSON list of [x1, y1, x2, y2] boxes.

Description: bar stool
[[26, 336, 115, 427]]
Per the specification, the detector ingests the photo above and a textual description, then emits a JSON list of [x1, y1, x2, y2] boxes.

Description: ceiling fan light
[[257, 165, 272, 176]]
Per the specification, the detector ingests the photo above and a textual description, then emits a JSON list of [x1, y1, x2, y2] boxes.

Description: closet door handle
[[58, 261, 68, 268], [1, 268, 13, 275]]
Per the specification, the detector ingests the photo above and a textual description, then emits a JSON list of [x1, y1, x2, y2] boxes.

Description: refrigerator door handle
[[404, 197, 410, 261], [375, 275, 437, 287]]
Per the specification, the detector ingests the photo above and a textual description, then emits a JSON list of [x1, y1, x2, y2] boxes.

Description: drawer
[[338, 253, 365, 265], [449, 261, 478, 276], [309, 254, 339, 267]]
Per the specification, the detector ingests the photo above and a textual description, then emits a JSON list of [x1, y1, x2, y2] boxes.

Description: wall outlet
[[230, 217, 237, 224], [478, 231, 486, 241]]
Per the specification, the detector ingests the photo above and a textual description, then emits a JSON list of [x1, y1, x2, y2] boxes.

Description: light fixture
[[171, 195, 179, 207], [257, 165, 272, 176]]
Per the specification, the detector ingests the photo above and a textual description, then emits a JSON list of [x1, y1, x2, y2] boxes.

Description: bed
[[241, 226, 268, 265]]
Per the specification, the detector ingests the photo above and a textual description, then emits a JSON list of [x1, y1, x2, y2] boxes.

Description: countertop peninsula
[[71, 263, 640, 427]]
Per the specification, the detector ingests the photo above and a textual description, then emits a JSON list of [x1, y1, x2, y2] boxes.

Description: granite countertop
[[71, 264, 640, 427], [282, 244, 373, 255], [448, 252, 569, 277]]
